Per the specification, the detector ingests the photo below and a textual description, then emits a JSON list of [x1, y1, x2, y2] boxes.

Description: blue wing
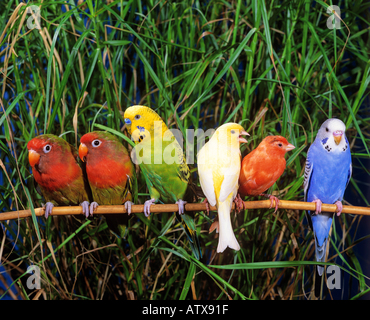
[[303, 148, 313, 203], [304, 147, 332, 276]]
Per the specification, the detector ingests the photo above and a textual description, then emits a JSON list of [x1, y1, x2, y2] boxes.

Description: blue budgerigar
[[303, 118, 352, 280]]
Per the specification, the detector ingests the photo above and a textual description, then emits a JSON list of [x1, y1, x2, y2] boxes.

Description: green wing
[[136, 136, 202, 259]]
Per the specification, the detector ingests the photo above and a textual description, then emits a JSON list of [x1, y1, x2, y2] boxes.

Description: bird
[[303, 118, 352, 294], [78, 131, 137, 238], [237, 136, 295, 212], [27, 134, 91, 218], [123, 105, 202, 259], [197, 123, 249, 253]]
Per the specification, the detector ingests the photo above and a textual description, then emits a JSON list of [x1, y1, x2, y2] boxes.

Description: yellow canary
[[197, 123, 249, 253]]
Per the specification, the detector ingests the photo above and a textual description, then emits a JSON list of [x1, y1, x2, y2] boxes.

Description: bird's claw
[[80, 201, 90, 218], [202, 198, 210, 215], [260, 193, 279, 213], [43, 202, 54, 219], [90, 201, 99, 216], [312, 199, 322, 215], [144, 198, 156, 217], [124, 201, 133, 215], [234, 194, 245, 213], [335, 201, 343, 216], [176, 199, 187, 215]]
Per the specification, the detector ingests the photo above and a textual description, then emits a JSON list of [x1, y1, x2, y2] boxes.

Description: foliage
[[0, 0, 370, 300]]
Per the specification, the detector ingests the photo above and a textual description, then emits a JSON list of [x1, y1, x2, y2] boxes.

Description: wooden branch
[[0, 200, 370, 222]]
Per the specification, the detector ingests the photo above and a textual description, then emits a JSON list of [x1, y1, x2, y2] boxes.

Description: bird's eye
[[135, 114, 141, 120], [278, 143, 283, 147], [231, 130, 235, 134], [326, 127, 329, 132], [92, 139, 101, 147], [43, 145, 51, 153]]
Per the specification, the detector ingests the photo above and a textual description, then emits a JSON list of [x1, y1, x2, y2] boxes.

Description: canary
[[238, 136, 295, 212], [197, 123, 249, 253]]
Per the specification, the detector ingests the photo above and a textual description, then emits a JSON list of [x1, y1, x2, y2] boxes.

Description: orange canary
[[237, 136, 295, 212]]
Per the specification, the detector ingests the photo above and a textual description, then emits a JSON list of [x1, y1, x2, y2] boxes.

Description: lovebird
[[123, 105, 202, 259], [27, 134, 91, 218], [237, 136, 295, 212], [79, 131, 137, 238], [303, 118, 352, 284], [197, 123, 249, 253]]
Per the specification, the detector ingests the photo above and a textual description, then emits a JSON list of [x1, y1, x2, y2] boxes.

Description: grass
[[0, 0, 370, 300]]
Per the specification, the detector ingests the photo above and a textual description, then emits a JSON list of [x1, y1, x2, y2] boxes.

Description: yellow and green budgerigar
[[123, 105, 202, 259]]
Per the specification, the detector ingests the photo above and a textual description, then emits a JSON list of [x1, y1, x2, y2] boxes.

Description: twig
[[1, 200, 370, 221]]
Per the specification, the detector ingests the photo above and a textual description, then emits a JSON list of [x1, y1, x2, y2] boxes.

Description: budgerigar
[[303, 118, 352, 292], [123, 105, 202, 259]]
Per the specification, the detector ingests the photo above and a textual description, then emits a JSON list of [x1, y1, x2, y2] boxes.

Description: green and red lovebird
[[123, 105, 202, 259], [27, 134, 91, 218], [237, 136, 295, 212], [78, 131, 137, 238]]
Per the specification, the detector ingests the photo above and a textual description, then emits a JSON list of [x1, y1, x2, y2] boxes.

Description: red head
[[258, 136, 295, 157], [78, 131, 125, 163], [27, 134, 81, 190]]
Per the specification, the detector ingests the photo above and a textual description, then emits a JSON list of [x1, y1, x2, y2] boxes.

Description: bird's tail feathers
[[177, 212, 202, 260], [315, 236, 328, 276], [217, 198, 240, 253]]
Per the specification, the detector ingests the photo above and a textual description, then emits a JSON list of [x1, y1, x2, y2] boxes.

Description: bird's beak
[[333, 130, 343, 145], [238, 131, 250, 144], [78, 143, 88, 162], [124, 118, 132, 134], [28, 149, 40, 167], [286, 143, 295, 152]]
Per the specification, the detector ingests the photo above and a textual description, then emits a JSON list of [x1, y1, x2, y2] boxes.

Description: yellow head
[[211, 123, 249, 148], [123, 105, 168, 143]]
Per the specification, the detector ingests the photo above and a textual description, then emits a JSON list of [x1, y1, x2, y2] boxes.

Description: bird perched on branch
[[123, 105, 202, 259], [237, 136, 295, 212], [79, 131, 137, 238], [197, 123, 249, 253], [303, 118, 351, 295], [27, 134, 91, 218]]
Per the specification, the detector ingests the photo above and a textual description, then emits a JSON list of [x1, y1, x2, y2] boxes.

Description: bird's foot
[[124, 201, 133, 215], [176, 199, 187, 215], [260, 193, 280, 213], [90, 201, 99, 216], [312, 199, 322, 215], [144, 198, 156, 217], [209, 220, 219, 234], [202, 198, 210, 215], [234, 193, 245, 213], [80, 201, 90, 218], [334, 201, 343, 216], [43, 202, 54, 219]]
